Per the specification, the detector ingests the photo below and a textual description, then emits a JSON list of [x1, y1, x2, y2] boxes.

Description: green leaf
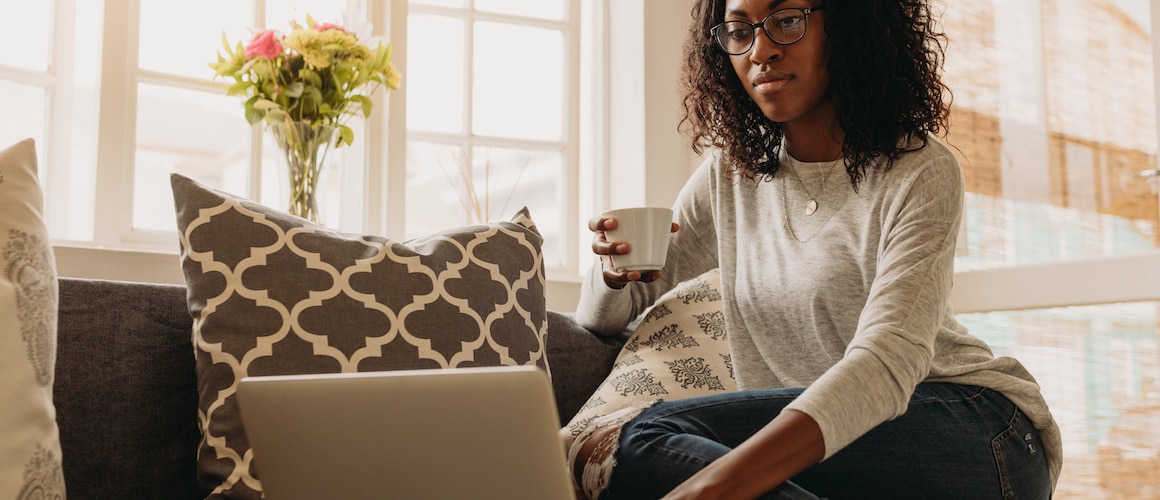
[[265, 109, 288, 123], [285, 81, 305, 98], [243, 96, 265, 123], [241, 58, 261, 77], [338, 124, 354, 147], [349, 95, 373, 118], [254, 98, 281, 110], [221, 32, 233, 56], [244, 104, 264, 124], [227, 82, 251, 96], [301, 69, 322, 88], [332, 68, 353, 87]]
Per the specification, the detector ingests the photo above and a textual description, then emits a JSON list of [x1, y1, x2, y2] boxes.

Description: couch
[[54, 276, 627, 499]]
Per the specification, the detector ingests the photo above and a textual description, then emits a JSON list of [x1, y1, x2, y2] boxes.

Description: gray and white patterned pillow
[[0, 139, 67, 499], [171, 173, 548, 500], [561, 268, 734, 450]]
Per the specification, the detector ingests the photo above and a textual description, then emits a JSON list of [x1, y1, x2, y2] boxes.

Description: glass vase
[[266, 120, 337, 224]]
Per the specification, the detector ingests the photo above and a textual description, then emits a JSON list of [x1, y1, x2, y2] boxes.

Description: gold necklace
[[786, 160, 840, 216]]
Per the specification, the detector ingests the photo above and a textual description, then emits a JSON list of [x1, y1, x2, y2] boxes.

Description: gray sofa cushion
[[55, 278, 203, 499], [544, 311, 627, 423], [54, 276, 625, 498]]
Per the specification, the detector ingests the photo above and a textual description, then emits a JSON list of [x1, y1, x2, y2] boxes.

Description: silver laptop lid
[[237, 366, 575, 500]]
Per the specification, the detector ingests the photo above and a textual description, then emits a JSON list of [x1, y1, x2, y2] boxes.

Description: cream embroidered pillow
[[561, 268, 735, 452], [0, 139, 67, 498]]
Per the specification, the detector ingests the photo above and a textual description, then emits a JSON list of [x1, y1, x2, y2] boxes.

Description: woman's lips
[[753, 71, 791, 93]]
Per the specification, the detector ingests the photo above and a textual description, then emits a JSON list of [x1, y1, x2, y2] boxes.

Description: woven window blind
[[941, 1, 1160, 497]]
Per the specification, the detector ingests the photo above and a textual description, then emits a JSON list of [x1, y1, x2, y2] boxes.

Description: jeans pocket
[[991, 408, 1051, 500]]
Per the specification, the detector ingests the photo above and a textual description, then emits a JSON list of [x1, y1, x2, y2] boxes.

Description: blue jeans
[[602, 383, 1051, 500]]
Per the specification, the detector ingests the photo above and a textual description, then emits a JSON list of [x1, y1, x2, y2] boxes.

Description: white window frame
[[44, 0, 634, 311], [5, 0, 88, 244], [91, 0, 372, 249], [382, 0, 584, 275]]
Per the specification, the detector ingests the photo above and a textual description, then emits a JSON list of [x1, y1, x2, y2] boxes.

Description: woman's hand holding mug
[[589, 207, 679, 289]]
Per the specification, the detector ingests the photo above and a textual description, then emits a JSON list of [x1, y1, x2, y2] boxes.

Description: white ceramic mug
[[602, 207, 673, 272]]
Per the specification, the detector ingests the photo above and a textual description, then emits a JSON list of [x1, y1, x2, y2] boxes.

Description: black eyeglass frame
[[709, 6, 825, 55]]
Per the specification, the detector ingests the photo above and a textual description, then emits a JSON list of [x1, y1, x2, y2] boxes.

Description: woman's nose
[[748, 28, 783, 64]]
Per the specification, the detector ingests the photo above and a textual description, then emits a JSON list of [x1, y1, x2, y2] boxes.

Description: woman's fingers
[[590, 216, 631, 256], [592, 239, 629, 256], [593, 214, 668, 287], [602, 267, 641, 289], [588, 216, 616, 232]]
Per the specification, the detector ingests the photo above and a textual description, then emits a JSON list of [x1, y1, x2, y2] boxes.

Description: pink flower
[[313, 23, 347, 33], [244, 30, 282, 59]]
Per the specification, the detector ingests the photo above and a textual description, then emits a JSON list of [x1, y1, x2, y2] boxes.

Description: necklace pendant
[[805, 199, 818, 216]]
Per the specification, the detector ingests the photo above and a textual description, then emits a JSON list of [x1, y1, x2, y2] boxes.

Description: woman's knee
[[614, 408, 678, 461]]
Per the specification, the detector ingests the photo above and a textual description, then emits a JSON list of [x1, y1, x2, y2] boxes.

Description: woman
[[574, 0, 1062, 498]]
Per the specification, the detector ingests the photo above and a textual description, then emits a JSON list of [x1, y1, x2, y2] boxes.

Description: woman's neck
[[784, 125, 844, 162], [782, 102, 845, 162]]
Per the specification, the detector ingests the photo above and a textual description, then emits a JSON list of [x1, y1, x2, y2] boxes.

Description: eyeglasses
[[710, 6, 824, 55]]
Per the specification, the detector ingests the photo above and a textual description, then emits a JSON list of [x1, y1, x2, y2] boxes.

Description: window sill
[[53, 243, 184, 285]]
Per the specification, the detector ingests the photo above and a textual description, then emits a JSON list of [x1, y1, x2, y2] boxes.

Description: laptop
[[236, 365, 577, 500]]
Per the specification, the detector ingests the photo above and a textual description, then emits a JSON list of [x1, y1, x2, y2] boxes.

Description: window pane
[[133, 84, 251, 232], [468, 146, 564, 268], [410, 0, 466, 7], [59, 0, 107, 242], [259, 120, 360, 231], [139, 0, 253, 80], [407, 15, 466, 134], [0, 2, 50, 70], [944, 1, 1159, 271], [405, 141, 470, 238], [475, 0, 566, 21], [405, 141, 564, 267], [0, 82, 46, 160], [265, 0, 349, 30], [473, 22, 564, 141], [957, 303, 1160, 497]]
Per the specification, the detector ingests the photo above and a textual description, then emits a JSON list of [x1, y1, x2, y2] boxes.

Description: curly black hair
[[679, 0, 952, 185]]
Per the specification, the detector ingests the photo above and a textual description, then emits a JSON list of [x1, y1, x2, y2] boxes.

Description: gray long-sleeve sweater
[[576, 136, 1062, 489]]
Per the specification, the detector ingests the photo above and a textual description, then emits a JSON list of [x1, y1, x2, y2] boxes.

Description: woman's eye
[[727, 28, 753, 41], [775, 16, 804, 30]]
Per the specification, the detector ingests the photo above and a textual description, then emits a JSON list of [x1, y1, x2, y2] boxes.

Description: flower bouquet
[[210, 15, 401, 222]]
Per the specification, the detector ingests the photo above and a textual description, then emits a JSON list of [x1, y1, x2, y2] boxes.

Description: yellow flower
[[283, 26, 362, 70], [320, 28, 359, 50], [383, 61, 402, 89], [283, 29, 329, 69]]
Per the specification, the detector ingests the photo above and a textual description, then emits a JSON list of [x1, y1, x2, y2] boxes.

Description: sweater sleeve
[[575, 157, 720, 335], [784, 155, 963, 459]]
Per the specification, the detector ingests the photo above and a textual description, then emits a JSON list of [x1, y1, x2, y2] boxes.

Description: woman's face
[[722, 0, 832, 129]]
